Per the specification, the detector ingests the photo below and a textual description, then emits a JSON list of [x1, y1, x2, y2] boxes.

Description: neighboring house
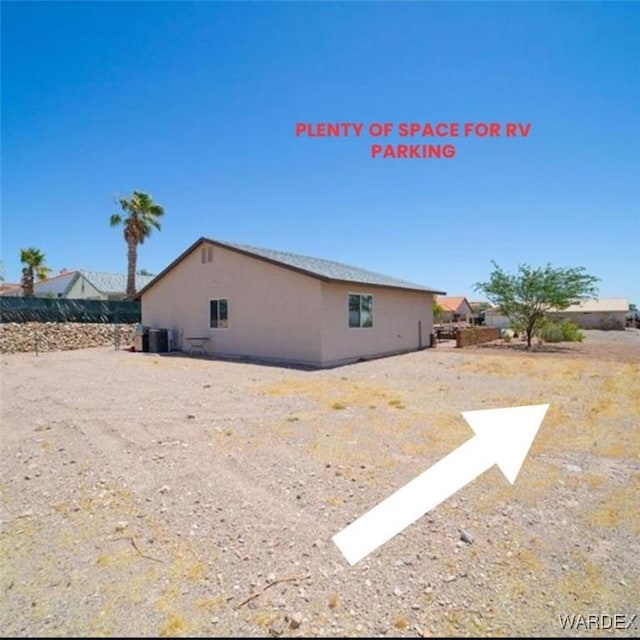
[[137, 237, 446, 368], [483, 298, 629, 331], [548, 298, 629, 330], [34, 270, 102, 299], [34, 270, 154, 300], [0, 283, 23, 297], [469, 301, 494, 326], [435, 296, 474, 324]]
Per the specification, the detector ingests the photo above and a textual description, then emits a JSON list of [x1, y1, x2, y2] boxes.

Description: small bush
[[560, 321, 584, 342], [538, 322, 564, 343], [537, 320, 584, 343]]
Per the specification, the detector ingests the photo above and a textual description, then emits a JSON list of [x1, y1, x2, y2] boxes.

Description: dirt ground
[[1, 330, 639, 637]]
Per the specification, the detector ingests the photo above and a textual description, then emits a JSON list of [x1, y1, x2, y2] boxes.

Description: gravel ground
[[1, 330, 639, 637]]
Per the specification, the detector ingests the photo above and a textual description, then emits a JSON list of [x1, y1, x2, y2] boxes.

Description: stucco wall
[[141, 243, 323, 365], [319, 283, 433, 366], [548, 311, 626, 330]]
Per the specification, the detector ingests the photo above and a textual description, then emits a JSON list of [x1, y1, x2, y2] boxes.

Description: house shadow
[[472, 340, 579, 355], [142, 347, 437, 372], [150, 350, 325, 372]]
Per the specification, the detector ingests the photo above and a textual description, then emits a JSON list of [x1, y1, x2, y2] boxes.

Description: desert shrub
[[538, 322, 564, 343], [560, 320, 585, 342], [537, 320, 584, 343]]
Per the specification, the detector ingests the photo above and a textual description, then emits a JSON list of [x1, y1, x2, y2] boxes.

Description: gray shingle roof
[[136, 236, 446, 299], [218, 239, 443, 293], [79, 270, 154, 294]]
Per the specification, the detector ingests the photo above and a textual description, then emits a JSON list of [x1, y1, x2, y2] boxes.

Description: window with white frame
[[210, 298, 229, 328], [348, 293, 373, 328]]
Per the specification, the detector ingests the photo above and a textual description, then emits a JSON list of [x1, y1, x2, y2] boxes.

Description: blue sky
[[2, 1, 639, 302]]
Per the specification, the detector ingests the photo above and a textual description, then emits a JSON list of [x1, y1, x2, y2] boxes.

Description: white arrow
[[333, 404, 549, 565]]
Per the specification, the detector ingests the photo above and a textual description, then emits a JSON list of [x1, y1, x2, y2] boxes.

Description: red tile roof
[[0, 283, 22, 293], [436, 296, 471, 313]]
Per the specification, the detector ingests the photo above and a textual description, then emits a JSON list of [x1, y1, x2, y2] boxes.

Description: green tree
[[469, 301, 492, 314], [136, 268, 155, 276], [110, 191, 165, 298], [474, 261, 599, 348], [20, 247, 51, 297], [432, 299, 445, 322]]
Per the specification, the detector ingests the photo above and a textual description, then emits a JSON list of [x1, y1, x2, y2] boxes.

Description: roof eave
[[325, 278, 445, 294], [136, 236, 446, 298]]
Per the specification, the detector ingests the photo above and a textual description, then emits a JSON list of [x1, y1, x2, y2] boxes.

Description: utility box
[[134, 324, 149, 352], [149, 328, 169, 353]]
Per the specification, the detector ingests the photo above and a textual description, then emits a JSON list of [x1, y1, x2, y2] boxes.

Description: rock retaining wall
[[456, 326, 501, 348], [0, 323, 136, 354]]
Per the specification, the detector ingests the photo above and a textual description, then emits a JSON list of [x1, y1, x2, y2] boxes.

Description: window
[[349, 293, 373, 328], [210, 298, 229, 328], [201, 245, 214, 264]]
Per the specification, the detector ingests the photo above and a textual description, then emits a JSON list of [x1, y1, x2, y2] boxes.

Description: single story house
[[548, 298, 629, 330], [34, 269, 154, 300], [482, 298, 629, 331], [435, 296, 474, 324], [137, 237, 446, 368]]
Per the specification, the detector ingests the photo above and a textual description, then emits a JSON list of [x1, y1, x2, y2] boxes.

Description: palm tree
[[20, 247, 51, 297], [110, 191, 165, 298]]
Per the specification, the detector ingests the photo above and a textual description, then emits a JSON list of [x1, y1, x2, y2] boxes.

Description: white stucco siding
[[319, 283, 433, 366], [484, 312, 512, 329], [66, 276, 104, 300], [141, 243, 323, 363]]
